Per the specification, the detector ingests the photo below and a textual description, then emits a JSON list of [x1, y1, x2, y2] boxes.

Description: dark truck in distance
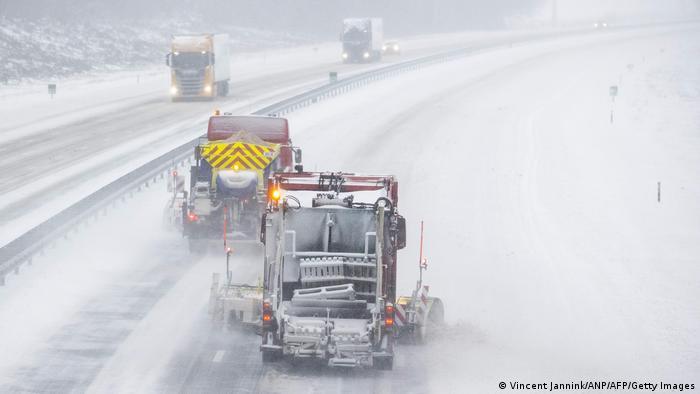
[[341, 18, 383, 63]]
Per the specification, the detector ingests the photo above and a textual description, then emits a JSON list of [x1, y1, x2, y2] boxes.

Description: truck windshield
[[171, 52, 210, 68], [342, 28, 368, 43]]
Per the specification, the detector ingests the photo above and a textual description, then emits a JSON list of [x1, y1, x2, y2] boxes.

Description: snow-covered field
[[0, 23, 698, 393], [0, 16, 313, 83]]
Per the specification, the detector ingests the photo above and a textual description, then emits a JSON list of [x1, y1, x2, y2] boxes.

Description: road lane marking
[[212, 350, 225, 363]]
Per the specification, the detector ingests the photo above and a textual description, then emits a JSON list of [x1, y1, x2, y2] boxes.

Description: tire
[[262, 350, 278, 363], [373, 356, 393, 371]]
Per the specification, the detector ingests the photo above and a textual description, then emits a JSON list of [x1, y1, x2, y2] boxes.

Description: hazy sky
[[535, 0, 700, 24], [1, 0, 697, 35]]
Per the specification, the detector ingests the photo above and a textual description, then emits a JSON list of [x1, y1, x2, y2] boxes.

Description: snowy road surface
[[1, 23, 699, 393], [0, 29, 551, 247]]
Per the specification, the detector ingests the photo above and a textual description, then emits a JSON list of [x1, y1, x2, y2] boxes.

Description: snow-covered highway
[[1, 22, 699, 393]]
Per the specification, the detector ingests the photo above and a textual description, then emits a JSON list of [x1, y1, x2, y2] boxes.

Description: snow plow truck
[[259, 172, 444, 369], [182, 115, 302, 252]]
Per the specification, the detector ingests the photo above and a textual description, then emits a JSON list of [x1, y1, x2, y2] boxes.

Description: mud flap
[[260, 343, 282, 363], [372, 354, 393, 370]]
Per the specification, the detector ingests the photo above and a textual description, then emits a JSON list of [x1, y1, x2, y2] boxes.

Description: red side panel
[[279, 146, 293, 170], [207, 116, 290, 143]]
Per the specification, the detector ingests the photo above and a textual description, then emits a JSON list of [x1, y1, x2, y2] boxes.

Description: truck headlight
[[393, 45, 399, 51], [363, 52, 370, 59], [382, 45, 387, 51], [170, 86, 178, 95], [342, 52, 348, 59], [204, 85, 212, 94]]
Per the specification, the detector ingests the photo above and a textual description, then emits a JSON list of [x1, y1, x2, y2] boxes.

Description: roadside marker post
[[609, 85, 618, 101], [609, 85, 618, 124]]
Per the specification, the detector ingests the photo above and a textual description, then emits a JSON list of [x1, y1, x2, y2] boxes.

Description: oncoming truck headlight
[[204, 85, 212, 94], [342, 52, 348, 59], [363, 52, 370, 59], [170, 86, 178, 95]]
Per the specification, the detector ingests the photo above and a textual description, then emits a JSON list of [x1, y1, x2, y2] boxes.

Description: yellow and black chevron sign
[[201, 141, 280, 171]]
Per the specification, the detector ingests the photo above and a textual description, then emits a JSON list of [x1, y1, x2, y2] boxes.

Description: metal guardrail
[[0, 28, 591, 285]]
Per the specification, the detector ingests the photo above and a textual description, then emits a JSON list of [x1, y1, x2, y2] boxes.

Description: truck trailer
[[341, 18, 383, 63], [166, 34, 231, 101], [259, 172, 443, 369]]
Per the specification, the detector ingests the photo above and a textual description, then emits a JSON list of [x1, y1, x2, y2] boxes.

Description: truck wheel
[[262, 350, 278, 363], [373, 356, 393, 371]]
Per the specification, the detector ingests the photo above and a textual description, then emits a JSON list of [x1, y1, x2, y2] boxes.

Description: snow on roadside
[[0, 183, 185, 388]]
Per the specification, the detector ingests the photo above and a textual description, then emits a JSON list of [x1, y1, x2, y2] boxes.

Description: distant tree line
[[0, 0, 541, 37]]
